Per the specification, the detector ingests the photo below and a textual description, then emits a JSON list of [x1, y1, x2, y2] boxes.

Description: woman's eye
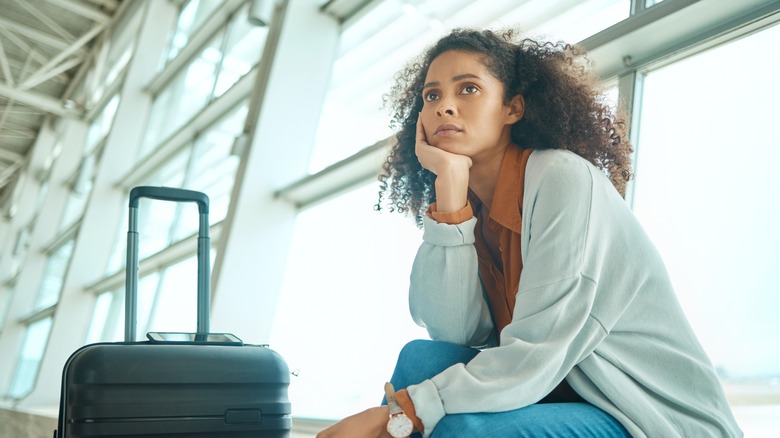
[[424, 92, 439, 102], [462, 85, 479, 94]]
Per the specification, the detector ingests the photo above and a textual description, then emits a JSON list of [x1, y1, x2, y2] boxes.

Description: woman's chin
[[430, 141, 468, 156]]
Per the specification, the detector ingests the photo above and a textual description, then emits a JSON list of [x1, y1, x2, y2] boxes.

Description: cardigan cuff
[[395, 389, 425, 434], [406, 379, 446, 438], [426, 201, 474, 224]]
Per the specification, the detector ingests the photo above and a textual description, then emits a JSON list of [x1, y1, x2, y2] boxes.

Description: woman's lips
[[434, 123, 462, 137]]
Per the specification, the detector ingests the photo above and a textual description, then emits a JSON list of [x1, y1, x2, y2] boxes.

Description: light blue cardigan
[[406, 149, 742, 437]]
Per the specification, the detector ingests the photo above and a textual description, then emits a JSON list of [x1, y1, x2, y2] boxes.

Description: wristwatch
[[384, 382, 414, 438]]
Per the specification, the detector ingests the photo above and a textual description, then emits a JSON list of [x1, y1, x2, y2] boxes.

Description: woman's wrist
[[434, 163, 470, 213]]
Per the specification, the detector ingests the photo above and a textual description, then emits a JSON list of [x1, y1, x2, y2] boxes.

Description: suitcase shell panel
[[59, 342, 291, 438]]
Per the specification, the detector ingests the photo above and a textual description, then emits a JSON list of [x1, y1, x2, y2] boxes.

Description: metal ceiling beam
[[62, 0, 132, 102], [321, 0, 377, 23], [0, 96, 15, 133], [19, 23, 103, 91], [45, 0, 112, 24], [0, 29, 49, 66], [0, 39, 14, 86], [0, 159, 23, 189], [0, 147, 24, 162], [19, 54, 83, 91], [0, 82, 78, 117], [83, 0, 119, 12], [0, 16, 74, 51], [0, 130, 35, 139], [16, 0, 78, 42]]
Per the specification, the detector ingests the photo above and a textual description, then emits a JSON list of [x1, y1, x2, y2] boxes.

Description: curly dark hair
[[376, 28, 633, 225]]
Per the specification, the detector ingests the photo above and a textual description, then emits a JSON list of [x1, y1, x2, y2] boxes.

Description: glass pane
[[91, 8, 140, 105], [111, 273, 162, 341], [491, 0, 629, 43], [308, 0, 630, 173], [85, 94, 120, 153], [35, 238, 76, 310], [8, 317, 53, 398], [146, 256, 198, 333], [85, 290, 115, 344], [141, 31, 224, 157], [214, 6, 268, 97], [166, 0, 222, 63], [105, 198, 130, 275], [632, 24, 780, 380], [604, 83, 619, 112], [133, 149, 190, 259], [105, 45, 133, 87], [60, 154, 97, 230], [59, 187, 89, 230], [35, 179, 49, 213], [97, 259, 215, 343], [0, 286, 13, 328], [172, 104, 246, 240], [9, 228, 31, 278], [270, 182, 427, 419], [137, 197, 178, 260]]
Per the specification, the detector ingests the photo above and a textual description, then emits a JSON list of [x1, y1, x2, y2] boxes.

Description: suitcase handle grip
[[129, 186, 209, 213], [125, 186, 210, 341]]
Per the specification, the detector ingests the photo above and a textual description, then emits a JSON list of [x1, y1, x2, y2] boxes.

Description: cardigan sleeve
[[407, 153, 611, 436], [408, 212, 494, 347]]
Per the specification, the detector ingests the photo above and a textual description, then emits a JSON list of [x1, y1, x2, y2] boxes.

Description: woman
[[318, 28, 741, 437]]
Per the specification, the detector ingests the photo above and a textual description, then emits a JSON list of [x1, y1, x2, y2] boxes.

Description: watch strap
[[384, 382, 404, 416]]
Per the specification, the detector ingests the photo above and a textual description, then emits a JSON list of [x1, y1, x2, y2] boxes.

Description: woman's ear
[[506, 94, 525, 123]]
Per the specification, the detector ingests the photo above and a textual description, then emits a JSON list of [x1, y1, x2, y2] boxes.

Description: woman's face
[[419, 50, 521, 163]]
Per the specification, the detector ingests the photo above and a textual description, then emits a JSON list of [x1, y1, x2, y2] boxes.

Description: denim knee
[[390, 339, 480, 392], [398, 339, 437, 361]]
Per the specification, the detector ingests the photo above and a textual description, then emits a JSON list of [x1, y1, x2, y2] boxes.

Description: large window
[[213, 4, 269, 98], [105, 103, 245, 275], [631, 23, 780, 381], [7, 316, 53, 398], [308, 0, 630, 173], [143, 33, 225, 154], [35, 238, 76, 311], [60, 94, 120, 230], [269, 182, 427, 419], [6, 227, 30, 279], [142, 5, 266, 157]]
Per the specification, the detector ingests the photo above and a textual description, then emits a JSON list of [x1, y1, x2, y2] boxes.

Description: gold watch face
[[387, 414, 414, 438]]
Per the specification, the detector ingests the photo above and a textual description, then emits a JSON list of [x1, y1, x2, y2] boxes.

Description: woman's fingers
[[316, 407, 391, 438], [416, 113, 427, 144], [415, 116, 436, 173], [415, 116, 430, 167]]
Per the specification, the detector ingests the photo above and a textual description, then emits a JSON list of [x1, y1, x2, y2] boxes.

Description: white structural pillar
[[0, 116, 87, 403], [210, 0, 339, 343], [17, 0, 179, 411]]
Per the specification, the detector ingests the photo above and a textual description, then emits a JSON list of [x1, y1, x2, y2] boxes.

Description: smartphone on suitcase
[[55, 186, 292, 438]]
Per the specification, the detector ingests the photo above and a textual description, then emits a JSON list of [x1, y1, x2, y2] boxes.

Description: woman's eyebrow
[[423, 73, 482, 89]]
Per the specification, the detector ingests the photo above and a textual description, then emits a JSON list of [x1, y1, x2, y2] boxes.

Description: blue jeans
[[386, 340, 629, 438]]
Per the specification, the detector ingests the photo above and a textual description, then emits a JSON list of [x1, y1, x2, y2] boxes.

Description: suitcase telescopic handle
[[125, 186, 211, 342]]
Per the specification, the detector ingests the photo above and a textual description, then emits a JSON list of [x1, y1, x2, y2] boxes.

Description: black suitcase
[[55, 186, 291, 438]]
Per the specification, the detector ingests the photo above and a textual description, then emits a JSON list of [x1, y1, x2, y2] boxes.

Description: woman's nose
[[436, 103, 455, 117]]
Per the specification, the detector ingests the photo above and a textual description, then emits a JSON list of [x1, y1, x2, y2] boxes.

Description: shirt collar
[[471, 146, 531, 234]]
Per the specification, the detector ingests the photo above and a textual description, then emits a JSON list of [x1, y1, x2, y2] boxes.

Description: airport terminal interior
[[0, 0, 778, 436]]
